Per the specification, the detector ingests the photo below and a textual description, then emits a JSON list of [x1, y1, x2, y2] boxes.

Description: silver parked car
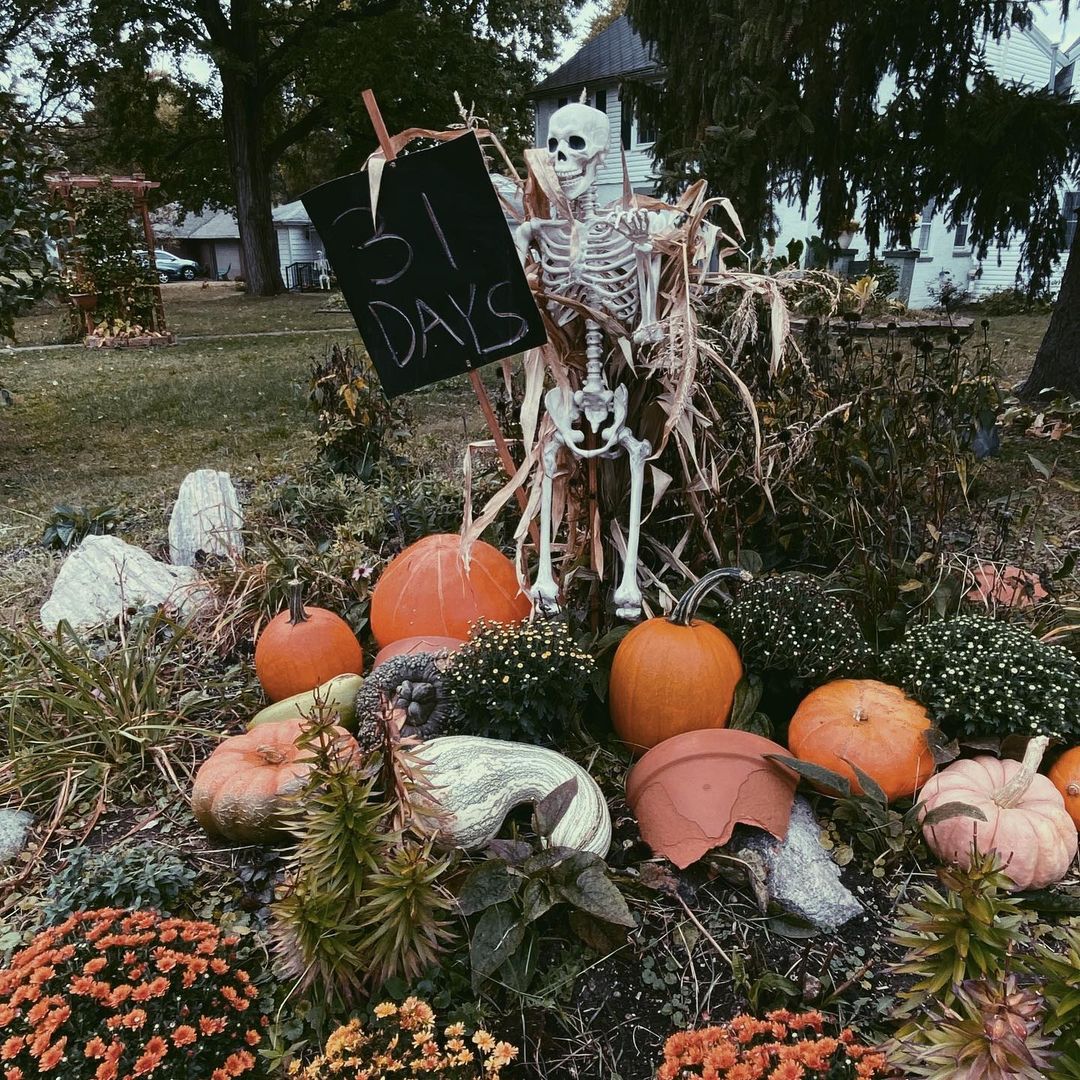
[[136, 249, 201, 282]]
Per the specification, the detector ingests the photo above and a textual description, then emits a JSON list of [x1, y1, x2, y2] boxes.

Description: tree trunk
[[1020, 220, 1080, 399], [219, 0, 282, 297]]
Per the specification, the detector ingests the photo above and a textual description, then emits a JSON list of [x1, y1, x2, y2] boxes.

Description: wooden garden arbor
[[46, 173, 168, 336]]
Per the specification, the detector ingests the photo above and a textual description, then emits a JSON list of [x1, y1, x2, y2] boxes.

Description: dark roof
[[530, 15, 659, 97]]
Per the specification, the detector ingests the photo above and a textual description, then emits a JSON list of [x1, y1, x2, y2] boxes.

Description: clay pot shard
[[626, 729, 797, 869]]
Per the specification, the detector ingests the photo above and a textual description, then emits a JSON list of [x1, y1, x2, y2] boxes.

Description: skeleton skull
[[547, 103, 609, 200]]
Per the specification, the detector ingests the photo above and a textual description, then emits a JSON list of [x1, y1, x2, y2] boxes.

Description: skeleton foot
[[612, 430, 651, 621]]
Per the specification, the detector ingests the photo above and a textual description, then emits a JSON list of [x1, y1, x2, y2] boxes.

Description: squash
[[919, 735, 1078, 890], [254, 580, 363, 701], [354, 651, 457, 748], [192, 719, 359, 844], [370, 535, 530, 648], [609, 568, 750, 754], [787, 679, 936, 801], [248, 673, 364, 731], [373, 635, 464, 666], [416, 736, 610, 856], [1049, 746, 1080, 830]]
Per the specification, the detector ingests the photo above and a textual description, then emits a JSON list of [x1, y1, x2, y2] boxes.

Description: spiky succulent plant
[[887, 976, 1056, 1080]]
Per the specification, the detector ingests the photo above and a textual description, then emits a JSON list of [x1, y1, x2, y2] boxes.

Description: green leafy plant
[[722, 575, 874, 684], [1023, 926, 1080, 1079], [288, 999, 517, 1079], [446, 620, 594, 745], [0, 908, 265, 1079], [0, 609, 226, 813], [271, 713, 454, 1008], [455, 779, 635, 994], [891, 852, 1027, 1011], [41, 503, 119, 550], [308, 343, 408, 479], [41, 842, 197, 925], [880, 614, 1080, 742]]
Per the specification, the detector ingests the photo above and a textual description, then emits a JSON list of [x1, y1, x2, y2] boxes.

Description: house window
[[917, 200, 936, 251], [636, 112, 657, 146], [593, 89, 607, 114], [1064, 191, 1079, 250], [953, 221, 970, 248]]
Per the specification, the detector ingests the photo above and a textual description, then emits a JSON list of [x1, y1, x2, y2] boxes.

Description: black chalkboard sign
[[301, 132, 547, 397]]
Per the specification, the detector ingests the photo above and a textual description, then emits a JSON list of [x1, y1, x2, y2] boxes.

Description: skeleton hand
[[613, 209, 654, 251]]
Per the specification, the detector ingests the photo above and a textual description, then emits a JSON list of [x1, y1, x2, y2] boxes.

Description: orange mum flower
[[172, 1025, 196, 1047]]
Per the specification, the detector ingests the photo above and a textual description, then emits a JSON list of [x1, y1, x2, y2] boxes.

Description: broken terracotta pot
[[626, 729, 797, 869], [965, 563, 1048, 610]]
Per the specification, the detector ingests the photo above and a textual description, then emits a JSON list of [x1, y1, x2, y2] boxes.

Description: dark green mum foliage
[[881, 614, 1080, 742], [723, 575, 874, 684]]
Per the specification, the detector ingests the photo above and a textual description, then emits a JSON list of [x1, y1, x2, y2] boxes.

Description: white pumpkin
[[416, 736, 611, 856]]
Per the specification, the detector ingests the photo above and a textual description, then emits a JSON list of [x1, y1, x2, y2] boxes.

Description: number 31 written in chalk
[[301, 132, 547, 398]]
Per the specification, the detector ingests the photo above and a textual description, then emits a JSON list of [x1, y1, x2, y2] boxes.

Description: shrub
[[973, 287, 1055, 317], [656, 1009, 891, 1078], [0, 908, 264, 1079], [445, 619, 594, 745], [880, 614, 1080, 741], [722, 575, 874, 684], [287, 998, 517, 1079], [308, 343, 408, 478], [40, 843, 197, 927]]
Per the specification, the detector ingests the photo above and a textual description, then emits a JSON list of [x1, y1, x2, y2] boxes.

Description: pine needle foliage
[[271, 715, 454, 1008]]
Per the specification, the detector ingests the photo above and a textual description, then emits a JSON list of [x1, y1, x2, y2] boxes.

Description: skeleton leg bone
[[530, 424, 565, 617], [612, 429, 651, 620]]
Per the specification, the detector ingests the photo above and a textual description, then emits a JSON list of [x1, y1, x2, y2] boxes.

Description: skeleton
[[516, 102, 669, 620]]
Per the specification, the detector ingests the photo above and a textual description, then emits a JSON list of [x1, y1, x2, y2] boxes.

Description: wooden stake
[[360, 87, 538, 545]]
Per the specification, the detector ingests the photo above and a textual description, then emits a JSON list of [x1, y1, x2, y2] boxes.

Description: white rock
[[168, 469, 244, 566], [40, 534, 212, 632]]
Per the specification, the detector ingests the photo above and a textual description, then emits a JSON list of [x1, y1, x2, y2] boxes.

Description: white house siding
[[533, 83, 658, 208]]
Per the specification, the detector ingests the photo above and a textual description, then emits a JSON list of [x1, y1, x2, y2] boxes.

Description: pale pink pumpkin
[[918, 735, 1078, 891]]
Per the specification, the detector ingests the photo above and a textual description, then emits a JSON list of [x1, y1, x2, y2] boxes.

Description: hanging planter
[[608, 567, 751, 753]]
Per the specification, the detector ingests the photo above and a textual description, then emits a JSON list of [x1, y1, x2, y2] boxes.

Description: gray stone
[[168, 469, 244, 566], [736, 796, 863, 931], [0, 811, 33, 863], [40, 534, 212, 632]]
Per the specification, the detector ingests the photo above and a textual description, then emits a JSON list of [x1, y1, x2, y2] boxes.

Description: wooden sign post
[[301, 90, 544, 535]]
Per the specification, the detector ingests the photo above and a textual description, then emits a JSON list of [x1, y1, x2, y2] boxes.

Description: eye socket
[[548, 137, 558, 151], [568, 135, 586, 150]]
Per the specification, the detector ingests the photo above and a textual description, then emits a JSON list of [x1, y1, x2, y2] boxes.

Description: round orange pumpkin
[[254, 581, 363, 702], [919, 736, 1078, 890], [1048, 746, 1080, 831], [370, 534, 530, 648], [373, 634, 465, 667], [787, 679, 935, 801], [609, 568, 749, 754], [191, 719, 359, 843]]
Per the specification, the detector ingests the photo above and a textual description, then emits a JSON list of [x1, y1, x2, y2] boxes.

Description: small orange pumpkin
[[254, 580, 363, 702], [191, 719, 359, 843], [1048, 746, 1080, 831], [373, 635, 465, 667], [370, 534, 530, 648], [919, 735, 1078, 890], [787, 679, 936, 801], [609, 568, 748, 754]]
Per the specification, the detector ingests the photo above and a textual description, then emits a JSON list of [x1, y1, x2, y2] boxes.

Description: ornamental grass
[[288, 996, 517, 1079], [656, 1009, 891, 1079], [0, 908, 265, 1079]]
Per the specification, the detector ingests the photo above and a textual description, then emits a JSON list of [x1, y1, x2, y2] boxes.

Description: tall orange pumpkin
[[370, 534, 531, 648], [1049, 746, 1080, 830], [254, 580, 364, 702], [787, 679, 935, 801], [609, 568, 750, 754]]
